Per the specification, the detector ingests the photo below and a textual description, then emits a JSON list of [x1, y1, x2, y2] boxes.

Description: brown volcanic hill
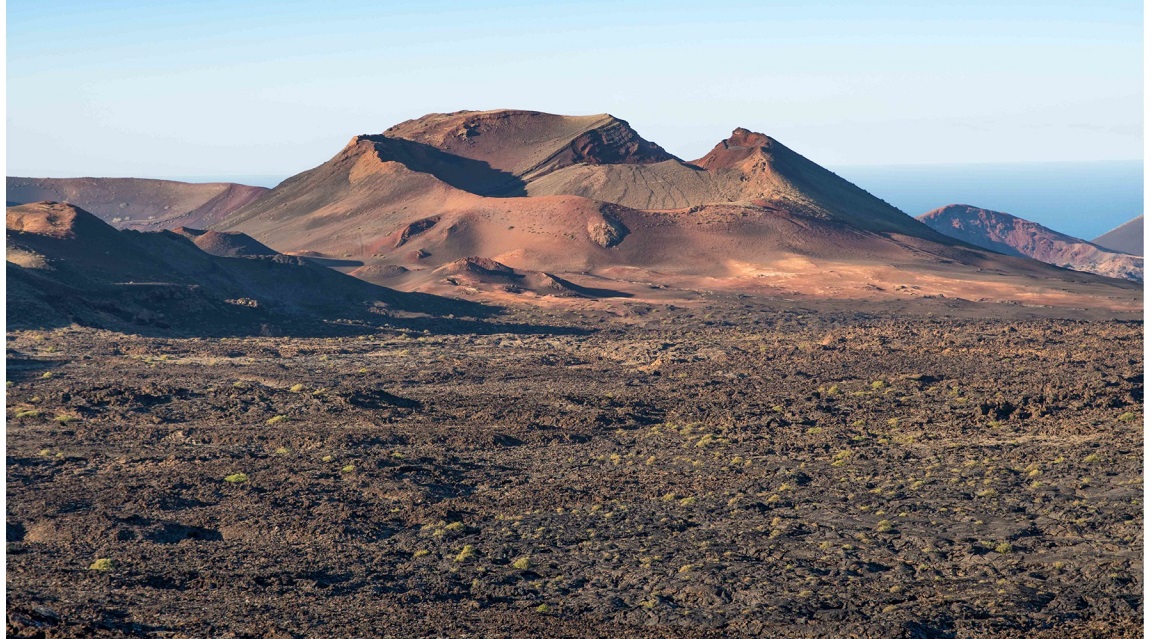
[[6, 177, 269, 231], [918, 205, 1143, 282], [525, 128, 925, 235], [218, 110, 1141, 310], [172, 227, 278, 257], [1092, 215, 1143, 256], [383, 110, 677, 182], [6, 202, 483, 332], [6, 200, 118, 240]]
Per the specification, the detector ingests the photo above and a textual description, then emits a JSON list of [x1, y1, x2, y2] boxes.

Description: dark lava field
[[5, 302, 1143, 638]]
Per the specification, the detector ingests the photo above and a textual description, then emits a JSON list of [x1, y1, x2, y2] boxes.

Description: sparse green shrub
[[266, 415, 287, 425], [89, 558, 115, 571], [54, 414, 77, 424], [1118, 412, 1137, 422], [455, 544, 476, 562], [41, 372, 53, 379], [15, 410, 40, 419], [413, 549, 430, 558], [512, 556, 531, 570], [994, 542, 1012, 554], [289, 384, 306, 393], [696, 433, 726, 448], [535, 603, 551, 613], [321, 455, 334, 462], [224, 473, 249, 484], [341, 464, 355, 473], [871, 380, 885, 390], [876, 519, 895, 533]]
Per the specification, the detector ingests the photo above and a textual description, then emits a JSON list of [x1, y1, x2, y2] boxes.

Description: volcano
[[181, 109, 1138, 309]]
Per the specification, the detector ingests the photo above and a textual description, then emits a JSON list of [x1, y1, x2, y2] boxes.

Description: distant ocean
[[833, 160, 1143, 241], [166, 160, 1143, 242]]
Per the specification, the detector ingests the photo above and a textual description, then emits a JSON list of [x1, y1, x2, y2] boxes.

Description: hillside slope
[[6, 202, 481, 333], [1092, 215, 1143, 256], [918, 205, 1142, 282], [6, 177, 269, 231]]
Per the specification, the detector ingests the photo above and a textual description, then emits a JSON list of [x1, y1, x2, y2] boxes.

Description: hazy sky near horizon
[[7, 0, 1143, 178]]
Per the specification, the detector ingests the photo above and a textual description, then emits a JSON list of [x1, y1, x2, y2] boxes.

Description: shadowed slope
[[918, 205, 1142, 282], [1092, 215, 1143, 256], [6, 202, 493, 333], [172, 227, 278, 257]]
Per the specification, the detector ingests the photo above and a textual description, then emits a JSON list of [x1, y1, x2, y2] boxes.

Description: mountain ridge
[[6, 177, 269, 231], [917, 204, 1142, 282], [212, 109, 1140, 310]]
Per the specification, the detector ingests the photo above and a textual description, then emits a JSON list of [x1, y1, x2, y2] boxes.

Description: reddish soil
[[213, 110, 1142, 311]]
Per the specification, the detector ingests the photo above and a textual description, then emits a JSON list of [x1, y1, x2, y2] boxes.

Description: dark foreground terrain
[[6, 301, 1143, 638]]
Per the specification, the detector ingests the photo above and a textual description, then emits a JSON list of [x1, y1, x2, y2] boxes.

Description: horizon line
[[8, 157, 1145, 184]]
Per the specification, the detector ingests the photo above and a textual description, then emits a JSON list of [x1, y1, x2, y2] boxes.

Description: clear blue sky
[[7, 0, 1143, 179]]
